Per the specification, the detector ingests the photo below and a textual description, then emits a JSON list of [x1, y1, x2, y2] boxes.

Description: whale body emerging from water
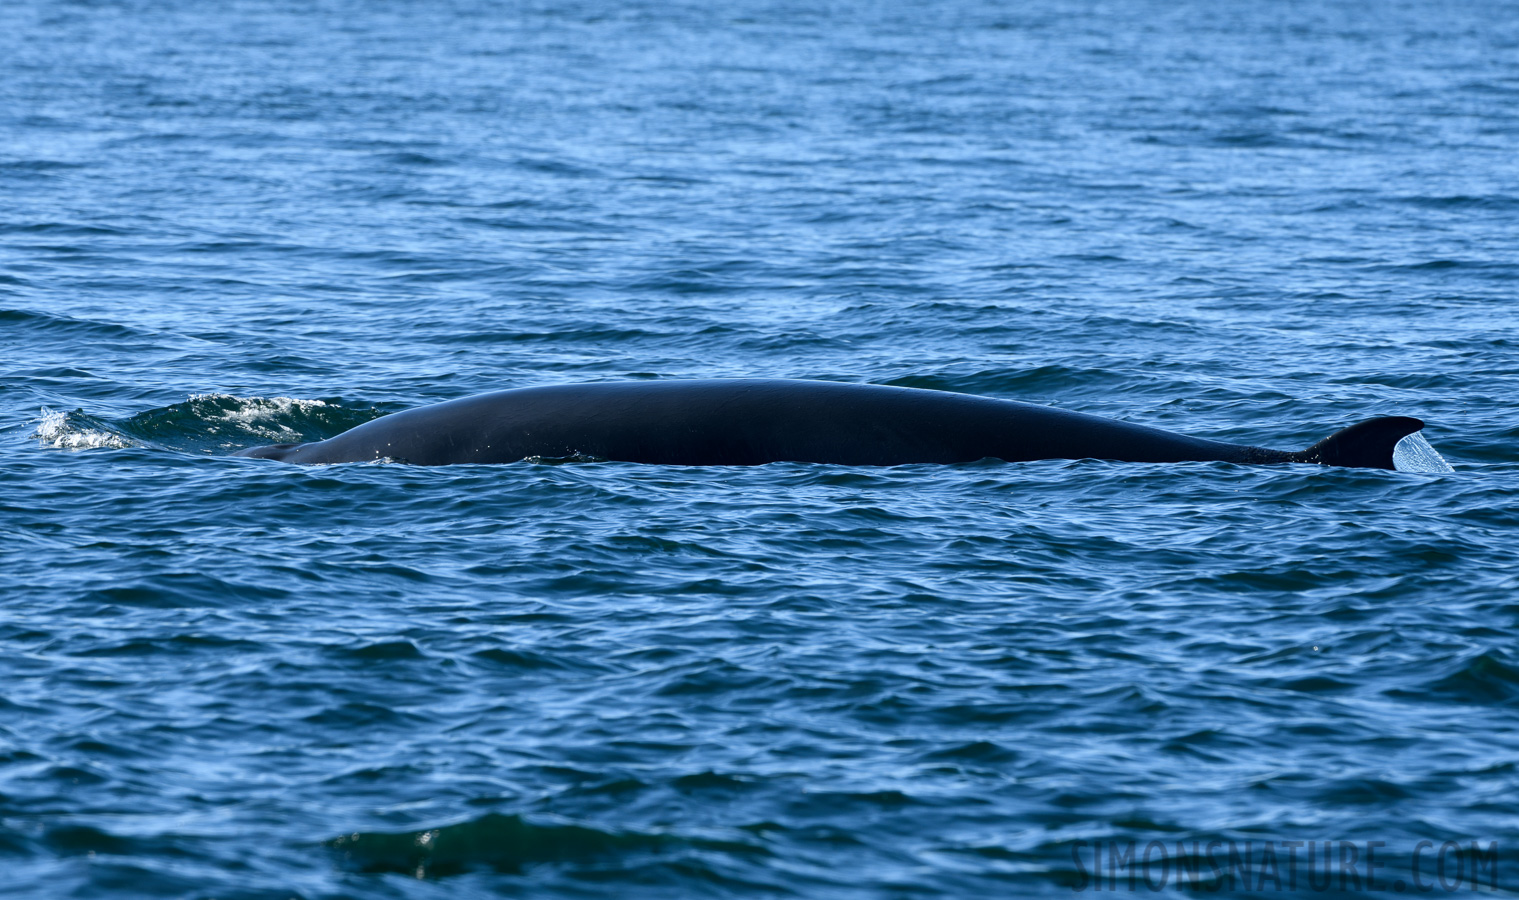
[[233, 379, 1424, 470]]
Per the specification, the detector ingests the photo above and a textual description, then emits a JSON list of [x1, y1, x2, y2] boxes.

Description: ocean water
[[3, 0, 1518, 896]]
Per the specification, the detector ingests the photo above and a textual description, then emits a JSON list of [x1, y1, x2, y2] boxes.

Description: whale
[[232, 379, 1424, 470]]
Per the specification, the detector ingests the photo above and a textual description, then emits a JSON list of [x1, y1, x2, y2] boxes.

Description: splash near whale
[[232, 379, 1426, 470]]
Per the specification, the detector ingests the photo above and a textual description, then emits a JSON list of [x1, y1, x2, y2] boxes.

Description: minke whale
[[233, 379, 1424, 470]]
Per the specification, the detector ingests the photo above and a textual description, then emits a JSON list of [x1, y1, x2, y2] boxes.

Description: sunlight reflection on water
[[1393, 431, 1454, 473]]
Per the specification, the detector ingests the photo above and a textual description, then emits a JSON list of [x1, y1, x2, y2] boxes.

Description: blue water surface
[[3, 0, 1518, 896]]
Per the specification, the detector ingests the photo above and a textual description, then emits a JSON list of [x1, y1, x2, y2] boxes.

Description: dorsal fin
[[1296, 417, 1425, 469]]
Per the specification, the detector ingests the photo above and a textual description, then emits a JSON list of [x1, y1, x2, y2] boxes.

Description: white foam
[[189, 393, 330, 418], [187, 394, 331, 440], [32, 407, 137, 451], [1392, 431, 1454, 473]]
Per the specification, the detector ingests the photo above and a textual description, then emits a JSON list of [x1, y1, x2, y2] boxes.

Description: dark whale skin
[[233, 379, 1423, 470]]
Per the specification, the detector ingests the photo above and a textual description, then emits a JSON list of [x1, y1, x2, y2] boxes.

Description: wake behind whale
[[232, 379, 1430, 471]]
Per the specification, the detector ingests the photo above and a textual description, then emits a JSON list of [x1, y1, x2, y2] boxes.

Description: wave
[[32, 394, 382, 455], [0, 308, 156, 342], [32, 408, 139, 451]]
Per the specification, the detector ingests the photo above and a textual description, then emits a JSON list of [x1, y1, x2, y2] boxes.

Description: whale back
[[231, 381, 1429, 471]]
